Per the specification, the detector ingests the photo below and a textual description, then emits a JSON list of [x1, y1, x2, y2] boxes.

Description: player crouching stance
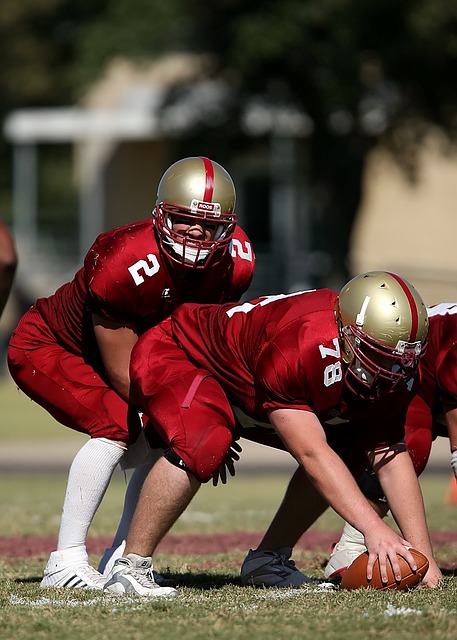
[[324, 301, 457, 581], [103, 272, 442, 597], [7, 156, 254, 591]]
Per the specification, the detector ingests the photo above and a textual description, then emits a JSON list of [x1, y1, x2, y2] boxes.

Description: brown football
[[340, 548, 429, 591]]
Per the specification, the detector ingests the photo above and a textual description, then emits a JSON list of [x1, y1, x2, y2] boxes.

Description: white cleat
[[99, 541, 175, 586], [103, 554, 178, 598], [41, 548, 106, 589]]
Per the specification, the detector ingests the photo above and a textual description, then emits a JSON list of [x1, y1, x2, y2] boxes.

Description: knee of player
[[170, 425, 234, 483], [195, 426, 234, 482]]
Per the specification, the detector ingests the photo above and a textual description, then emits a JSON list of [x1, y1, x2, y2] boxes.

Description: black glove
[[212, 439, 242, 486]]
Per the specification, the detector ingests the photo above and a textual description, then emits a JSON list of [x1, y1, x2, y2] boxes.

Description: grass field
[[1, 375, 457, 639]]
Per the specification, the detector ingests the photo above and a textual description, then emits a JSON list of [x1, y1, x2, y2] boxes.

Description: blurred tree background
[[1, 0, 456, 284]]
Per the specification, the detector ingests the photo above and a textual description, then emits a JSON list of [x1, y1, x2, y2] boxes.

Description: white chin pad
[[170, 240, 210, 264]]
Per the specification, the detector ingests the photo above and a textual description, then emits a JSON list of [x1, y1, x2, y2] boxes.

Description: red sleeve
[[255, 340, 313, 413], [403, 394, 434, 475], [436, 346, 457, 408], [228, 226, 255, 301], [254, 315, 334, 414], [83, 235, 143, 323], [252, 302, 346, 416]]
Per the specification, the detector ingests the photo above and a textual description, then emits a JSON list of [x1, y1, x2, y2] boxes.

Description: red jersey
[[35, 220, 254, 363], [170, 289, 417, 452], [418, 304, 457, 417], [358, 305, 457, 478], [404, 304, 457, 471]]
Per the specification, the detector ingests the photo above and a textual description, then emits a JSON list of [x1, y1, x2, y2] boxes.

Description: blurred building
[[3, 53, 313, 305], [3, 53, 457, 312], [351, 131, 457, 305]]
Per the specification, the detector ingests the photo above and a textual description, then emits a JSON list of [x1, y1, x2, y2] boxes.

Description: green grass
[[1, 571, 456, 640], [0, 471, 456, 640], [1, 571, 455, 640], [0, 373, 457, 639]]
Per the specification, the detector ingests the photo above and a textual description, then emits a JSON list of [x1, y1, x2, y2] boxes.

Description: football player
[[7, 156, 255, 590], [101, 271, 442, 598], [0, 218, 17, 319], [324, 301, 457, 579]]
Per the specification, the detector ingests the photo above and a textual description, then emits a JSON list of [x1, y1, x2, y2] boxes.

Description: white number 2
[[128, 254, 160, 285], [231, 239, 254, 262]]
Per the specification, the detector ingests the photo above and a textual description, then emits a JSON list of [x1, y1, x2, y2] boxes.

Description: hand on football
[[363, 522, 416, 584], [419, 556, 443, 588]]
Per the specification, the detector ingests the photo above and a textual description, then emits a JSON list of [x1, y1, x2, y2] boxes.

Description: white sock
[[341, 521, 366, 546], [106, 448, 163, 547], [97, 453, 163, 574], [56, 438, 126, 552], [110, 461, 153, 548]]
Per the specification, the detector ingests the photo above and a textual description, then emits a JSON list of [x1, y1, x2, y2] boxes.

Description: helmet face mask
[[153, 157, 237, 269], [341, 324, 424, 400], [336, 271, 428, 401]]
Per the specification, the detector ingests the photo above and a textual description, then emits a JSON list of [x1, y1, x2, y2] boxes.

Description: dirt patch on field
[[1, 530, 457, 560], [0, 531, 336, 558]]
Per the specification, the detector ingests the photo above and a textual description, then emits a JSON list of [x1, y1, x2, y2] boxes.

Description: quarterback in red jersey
[[7, 156, 254, 590], [324, 302, 457, 579], [101, 272, 441, 598]]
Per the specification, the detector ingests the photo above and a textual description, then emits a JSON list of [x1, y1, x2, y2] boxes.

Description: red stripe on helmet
[[386, 272, 419, 340], [200, 156, 215, 201]]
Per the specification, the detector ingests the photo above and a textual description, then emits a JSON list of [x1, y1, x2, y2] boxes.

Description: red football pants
[[130, 321, 236, 482], [8, 307, 140, 443]]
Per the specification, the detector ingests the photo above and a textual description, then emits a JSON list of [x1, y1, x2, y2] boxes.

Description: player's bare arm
[[269, 407, 420, 583], [93, 313, 139, 406], [370, 444, 442, 587]]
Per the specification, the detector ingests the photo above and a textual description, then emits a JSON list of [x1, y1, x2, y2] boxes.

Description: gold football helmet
[[153, 156, 237, 268], [335, 271, 428, 400]]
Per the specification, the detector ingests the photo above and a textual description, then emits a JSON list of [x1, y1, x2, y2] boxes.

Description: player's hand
[[212, 439, 242, 486], [364, 522, 416, 584], [420, 558, 442, 588]]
